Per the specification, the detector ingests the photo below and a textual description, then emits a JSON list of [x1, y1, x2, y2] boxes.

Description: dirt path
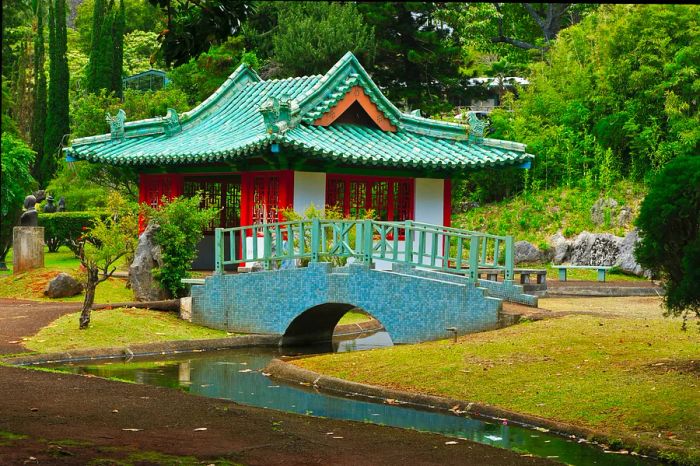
[[0, 299, 554, 465], [0, 298, 80, 354]]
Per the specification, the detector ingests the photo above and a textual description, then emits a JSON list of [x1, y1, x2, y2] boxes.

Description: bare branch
[[491, 35, 544, 51]]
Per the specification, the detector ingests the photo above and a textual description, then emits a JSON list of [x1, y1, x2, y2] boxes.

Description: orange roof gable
[[313, 86, 397, 132]]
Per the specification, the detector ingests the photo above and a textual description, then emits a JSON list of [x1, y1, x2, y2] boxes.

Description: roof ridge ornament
[[260, 95, 299, 134], [163, 108, 182, 136], [106, 109, 126, 141], [467, 111, 488, 141]]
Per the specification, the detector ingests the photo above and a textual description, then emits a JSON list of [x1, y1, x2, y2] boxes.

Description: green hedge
[[38, 211, 108, 253]]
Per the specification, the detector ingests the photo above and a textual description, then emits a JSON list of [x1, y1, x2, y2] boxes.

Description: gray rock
[[614, 229, 650, 277], [570, 231, 621, 266], [591, 198, 618, 226], [550, 231, 570, 265], [129, 222, 170, 301], [514, 240, 543, 264], [44, 273, 83, 298], [617, 206, 633, 227]]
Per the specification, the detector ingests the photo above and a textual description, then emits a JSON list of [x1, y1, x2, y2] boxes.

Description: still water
[[45, 332, 657, 466]]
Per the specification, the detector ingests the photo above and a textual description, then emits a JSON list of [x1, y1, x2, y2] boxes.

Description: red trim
[[241, 170, 293, 233], [325, 174, 414, 222], [313, 86, 397, 132], [443, 178, 452, 228], [138, 173, 184, 234]]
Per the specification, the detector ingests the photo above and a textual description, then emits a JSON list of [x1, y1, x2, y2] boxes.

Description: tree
[[75, 0, 165, 54], [85, 0, 125, 98], [635, 156, 700, 328], [43, 0, 70, 188], [1, 132, 38, 270], [271, 2, 375, 77], [357, 2, 463, 115], [148, 0, 253, 67], [143, 194, 218, 298], [76, 192, 137, 329], [168, 36, 258, 105], [31, 0, 48, 182]]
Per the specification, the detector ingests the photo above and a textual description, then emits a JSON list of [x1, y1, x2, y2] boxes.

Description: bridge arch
[[281, 303, 382, 346]]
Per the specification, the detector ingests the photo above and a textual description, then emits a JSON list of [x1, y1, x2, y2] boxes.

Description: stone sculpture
[[19, 195, 38, 227], [43, 195, 57, 213], [57, 197, 66, 212]]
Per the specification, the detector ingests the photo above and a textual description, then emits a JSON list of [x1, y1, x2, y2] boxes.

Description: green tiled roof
[[67, 52, 534, 170]]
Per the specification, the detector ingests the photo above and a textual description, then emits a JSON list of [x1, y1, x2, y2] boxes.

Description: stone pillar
[[12, 227, 44, 274]]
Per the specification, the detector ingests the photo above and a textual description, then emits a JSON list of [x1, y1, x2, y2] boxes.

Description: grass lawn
[[24, 307, 229, 353], [294, 297, 700, 463], [337, 310, 373, 325], [0, 246, 134, 303]]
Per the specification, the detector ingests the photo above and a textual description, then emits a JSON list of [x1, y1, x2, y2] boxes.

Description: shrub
[[635, 155, 700, 328], [38, 211, 108, 253], [143, 194, 218, 298]]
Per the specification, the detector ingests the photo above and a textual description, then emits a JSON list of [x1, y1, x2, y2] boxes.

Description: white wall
[[414, 178, 444, 225], [293, 171, 326, 215], [413, 178, 445, 265]]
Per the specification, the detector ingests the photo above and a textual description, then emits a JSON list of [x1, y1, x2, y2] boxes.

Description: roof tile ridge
[[180, 62, 261, 125]]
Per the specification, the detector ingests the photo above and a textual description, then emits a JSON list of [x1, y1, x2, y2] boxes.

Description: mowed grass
[[295, 297, 700, 462], [337, 310, 373, 326], [24, 308, 229, 353], [0, 246, 134, 303]]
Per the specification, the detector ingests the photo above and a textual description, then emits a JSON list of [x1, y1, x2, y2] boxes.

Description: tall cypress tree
[[31, 0, 47, 182], [111, 0, 125, 98], [86, 0, 124, 97], [42, 0, 69, 187]]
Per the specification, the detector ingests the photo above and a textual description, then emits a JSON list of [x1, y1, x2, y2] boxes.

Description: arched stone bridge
[[188, 219, 536, 345]]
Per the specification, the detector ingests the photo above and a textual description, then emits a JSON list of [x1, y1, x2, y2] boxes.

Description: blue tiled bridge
[[189, 220, 536, 345]]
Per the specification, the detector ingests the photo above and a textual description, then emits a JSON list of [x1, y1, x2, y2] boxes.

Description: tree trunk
[[79, 268, 98, 329]]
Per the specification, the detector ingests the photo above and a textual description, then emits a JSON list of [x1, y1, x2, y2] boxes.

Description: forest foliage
[[1, 2, 698, 227]]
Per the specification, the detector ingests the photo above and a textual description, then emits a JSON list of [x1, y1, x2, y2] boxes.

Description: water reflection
[[46, 334, 657, 466]]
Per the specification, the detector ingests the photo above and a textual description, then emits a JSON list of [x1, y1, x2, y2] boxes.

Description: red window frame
[[326, 174, 415, 222], [241, 170, 294, 234], [138, 173, 183, 233]]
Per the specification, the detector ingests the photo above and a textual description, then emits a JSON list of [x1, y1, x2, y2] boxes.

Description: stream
[[43, 331, 658, 466]]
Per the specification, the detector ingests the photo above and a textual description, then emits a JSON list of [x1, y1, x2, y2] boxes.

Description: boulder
[[570, 231, 621, 266], [44, 273, 83, 298], [615, 229, 650, 277], [129, 222, 170, 301], [550, 231, 570, 265], [514, 240, 543, 264], [617, 206, 633, 227], [591, 198, 618, 226]]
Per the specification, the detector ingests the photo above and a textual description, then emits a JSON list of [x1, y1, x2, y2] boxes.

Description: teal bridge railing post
[[363, 219, 373, 264], [469, 235, 479, 283], [311, 217, 320, 262], [214, 228, 224, 274], [505, 235, 514, 281]]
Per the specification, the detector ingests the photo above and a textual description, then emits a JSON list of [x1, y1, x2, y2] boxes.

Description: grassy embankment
[[0, 246, 133, 303], [22, 308, 230, 353], [453, 180, 649, 282], [295, 297, 700, 464]]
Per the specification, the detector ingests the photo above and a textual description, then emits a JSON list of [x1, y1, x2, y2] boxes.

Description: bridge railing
[[214, 219, 514, 282]]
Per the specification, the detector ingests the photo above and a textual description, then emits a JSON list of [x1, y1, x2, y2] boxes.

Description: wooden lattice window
[[325, 175, 414, 221], [183, 176, 241, 233], [241, 170, 293, 227]]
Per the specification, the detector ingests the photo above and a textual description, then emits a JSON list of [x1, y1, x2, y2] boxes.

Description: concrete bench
[[515, 268, 547, 286], [554, 265, 612, 282]]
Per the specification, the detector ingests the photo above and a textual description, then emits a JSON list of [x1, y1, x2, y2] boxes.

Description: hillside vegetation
[[452, 180, 647, 249]]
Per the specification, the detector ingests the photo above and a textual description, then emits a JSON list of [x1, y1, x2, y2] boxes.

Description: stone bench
[[515, 268, 547, 286], [554, 265, 612, 282], [476, 268, 547, 291]]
